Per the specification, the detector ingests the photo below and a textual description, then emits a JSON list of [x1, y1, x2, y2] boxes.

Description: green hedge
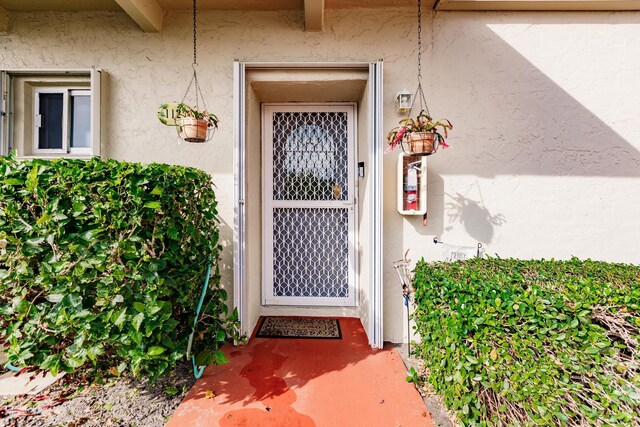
[[412, 257, 640, 426], [0, 153, 238, 380]]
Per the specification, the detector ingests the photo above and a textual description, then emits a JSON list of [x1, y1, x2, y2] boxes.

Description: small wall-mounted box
[[397, 153, 427, 215]]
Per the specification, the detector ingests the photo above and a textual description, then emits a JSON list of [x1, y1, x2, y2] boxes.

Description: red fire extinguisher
[[404, 161, 420, 211]]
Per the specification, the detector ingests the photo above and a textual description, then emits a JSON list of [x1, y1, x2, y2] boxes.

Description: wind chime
[[386, 0, 452, 156], [157, 0, 218, 143]]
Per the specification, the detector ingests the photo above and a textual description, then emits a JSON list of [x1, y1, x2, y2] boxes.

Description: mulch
[[0, 362, 195, 427]]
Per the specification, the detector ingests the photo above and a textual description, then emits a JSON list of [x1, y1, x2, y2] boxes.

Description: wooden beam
[[304, 0, 325, 32], [0, 6, 9, 33], [114, 0, 164, 32]]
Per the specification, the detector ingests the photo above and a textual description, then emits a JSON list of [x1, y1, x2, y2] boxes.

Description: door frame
[[233, 62, 384, 348], [261, 103, 357, 307]]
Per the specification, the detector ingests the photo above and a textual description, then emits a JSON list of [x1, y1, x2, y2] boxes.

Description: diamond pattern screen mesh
[[272, 208, 349, 298], [269, 110, 351, 301], [272, 112, 348, 201]]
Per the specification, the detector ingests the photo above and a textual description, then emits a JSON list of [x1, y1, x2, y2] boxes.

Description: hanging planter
[[406, 132, 436, 156], [175, 103, 218, 143], [157, 0, 219, 144], [387, 110, 452, 156], [177, 118, 208, 143], [385, 0, 453, 156]]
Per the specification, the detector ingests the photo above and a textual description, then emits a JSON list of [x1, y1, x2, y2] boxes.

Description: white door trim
[[233, 61, 246, 330], [233, 62, 384, 348], [370, 61, 384, 349], [262, 104, 357, 307]]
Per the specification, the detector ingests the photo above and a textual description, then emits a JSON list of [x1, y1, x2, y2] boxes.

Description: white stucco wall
[[2, 9, 639, 343]]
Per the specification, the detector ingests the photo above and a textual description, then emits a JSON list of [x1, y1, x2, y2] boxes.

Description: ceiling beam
[[114, 0, 164, 32], [0, 6, 9, 32], [304, 0, 325, 32]]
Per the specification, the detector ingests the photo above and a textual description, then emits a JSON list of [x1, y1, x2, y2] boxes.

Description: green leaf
[[46, 294, 64, 303], [195, 350, 214, 366], [112, 308, 127, 326], [132, 313, 144, 332], [26, 164, 39, 191], [67, 356, 86, 369], [36, 213, 53, 225], [150, 186, 163, 195], [144, 201, 161, 210], [147, 346, 165, 356], [164, 386, 179, 396], [72, 202, 85, 213], [465, 355, 478, 364], [2, 178, 24, 185], [41, 354, 61, 373], [167, 227, 178, 240]]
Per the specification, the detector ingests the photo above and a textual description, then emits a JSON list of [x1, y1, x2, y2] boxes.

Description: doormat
[[256, 317, 342, 339]]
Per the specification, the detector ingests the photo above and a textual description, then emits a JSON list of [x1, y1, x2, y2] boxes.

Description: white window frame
[[68, 90, 92, 156], [0, 69, 102, 158], [33, 87, 93, 156], [33, 88, 69, 155]]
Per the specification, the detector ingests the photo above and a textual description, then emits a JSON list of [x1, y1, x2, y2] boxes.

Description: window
[[33, 88, 91, 155], [0, 69, 102, 158]]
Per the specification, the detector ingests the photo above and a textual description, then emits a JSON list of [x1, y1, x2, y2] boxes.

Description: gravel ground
[[394, 344, 459, 427], [0, 362, 195, 427]]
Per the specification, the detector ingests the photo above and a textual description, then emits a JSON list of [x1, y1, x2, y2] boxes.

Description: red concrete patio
[[166, 317, 432, 426]]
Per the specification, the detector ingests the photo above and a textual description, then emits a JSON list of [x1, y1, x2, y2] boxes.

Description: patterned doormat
[[256, 317, 342, 339]]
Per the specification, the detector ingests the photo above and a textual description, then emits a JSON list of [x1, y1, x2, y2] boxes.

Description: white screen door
[[263, 105, 356, 306]]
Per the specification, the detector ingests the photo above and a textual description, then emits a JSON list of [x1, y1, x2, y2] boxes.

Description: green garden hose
[[186, 256, 212, 379]]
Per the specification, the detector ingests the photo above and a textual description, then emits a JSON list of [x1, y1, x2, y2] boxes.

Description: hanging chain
[[417, 0, 422, 80], [192, 0, 197, 65], [181, 0, 208, 112], [410, 0, 430, 117]]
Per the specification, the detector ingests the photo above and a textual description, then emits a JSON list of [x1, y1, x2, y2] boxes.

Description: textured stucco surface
[[1, 9, 639, 342]]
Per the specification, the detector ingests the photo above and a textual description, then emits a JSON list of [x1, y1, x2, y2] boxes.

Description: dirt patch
[[394, 344, 460, 427], [0, 362, 195, 427]]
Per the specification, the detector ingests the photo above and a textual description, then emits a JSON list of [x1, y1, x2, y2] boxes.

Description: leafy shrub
[[0, 153, 239, 380], [412, 257, 640, 426]]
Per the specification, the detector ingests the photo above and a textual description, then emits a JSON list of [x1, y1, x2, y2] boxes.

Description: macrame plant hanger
[[176, 0, 216, 143]]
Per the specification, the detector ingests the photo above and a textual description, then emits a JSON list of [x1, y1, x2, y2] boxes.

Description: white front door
[[263, 105, 356, 306]]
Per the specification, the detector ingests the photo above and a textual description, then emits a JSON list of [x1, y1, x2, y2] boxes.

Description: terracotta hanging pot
[[405, 132, 436, 156], [177, 117, 209, 143]]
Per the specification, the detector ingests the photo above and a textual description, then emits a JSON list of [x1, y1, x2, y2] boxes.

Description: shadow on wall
[[425, 12, 640, 178], [404, 173, 507, 245], [445, 192, 506, 244]]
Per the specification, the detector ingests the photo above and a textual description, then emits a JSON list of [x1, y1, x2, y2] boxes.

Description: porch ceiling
[[0, 0, 421, 12], [0, 0, 121, 11], [3, 0, 638, 13], [1, 0, 638, 33]]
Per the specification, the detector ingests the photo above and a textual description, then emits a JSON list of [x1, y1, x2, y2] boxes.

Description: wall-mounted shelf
[[397, 153, 427, 215]]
